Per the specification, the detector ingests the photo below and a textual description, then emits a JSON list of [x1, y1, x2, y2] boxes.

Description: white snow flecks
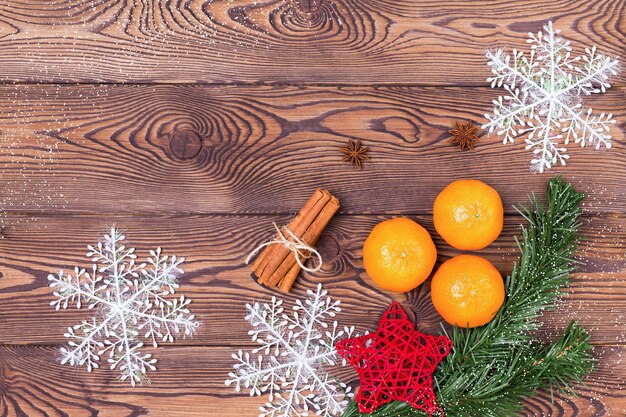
[[225, 284, 355, 417], [48, 227, 200, 386], [483, 21, 620, 173]]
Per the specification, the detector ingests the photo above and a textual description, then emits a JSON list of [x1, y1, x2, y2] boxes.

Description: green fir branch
[[341, 177, 594, 417]]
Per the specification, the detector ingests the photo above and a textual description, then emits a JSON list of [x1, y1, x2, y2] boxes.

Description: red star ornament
[[336, 302, 452, 415]]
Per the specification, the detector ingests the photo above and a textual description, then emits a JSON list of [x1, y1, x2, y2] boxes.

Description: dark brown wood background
[[0, 1, 624, 416]]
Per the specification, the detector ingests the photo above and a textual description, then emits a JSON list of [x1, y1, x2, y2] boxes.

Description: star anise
[[339, 139, 369, 169], [449, 121, 480, 150]]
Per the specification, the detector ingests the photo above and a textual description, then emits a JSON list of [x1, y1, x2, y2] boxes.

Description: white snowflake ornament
[[225, 284, 355, 417], [483, 21, 619, 172], [48, 227, 200, 386]]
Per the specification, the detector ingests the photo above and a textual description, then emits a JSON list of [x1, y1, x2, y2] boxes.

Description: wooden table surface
[[0, 1, 624, 416]]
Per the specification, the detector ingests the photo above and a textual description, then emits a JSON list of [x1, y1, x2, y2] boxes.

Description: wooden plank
[[0, 85, 624, 215], [0, 344, 624, 416], [1, 214, 624, 345], [0, 1, 623, 85]]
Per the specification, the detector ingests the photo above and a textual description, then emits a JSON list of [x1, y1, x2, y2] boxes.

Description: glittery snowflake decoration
[[48, 227, 200, 386], [225, 284, 355, 417], [482, 21, 619, 172]]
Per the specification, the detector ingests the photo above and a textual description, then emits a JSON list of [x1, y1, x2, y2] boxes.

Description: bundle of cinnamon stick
[[250, 189, 340, 292]]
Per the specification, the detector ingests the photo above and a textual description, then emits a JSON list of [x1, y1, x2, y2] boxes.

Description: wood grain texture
[[0, 1, 624, 415], [1, 214, 624, 346], [0, 84, 624, 215], [1, 344, 625, 417], [0, 0, 624, 84]]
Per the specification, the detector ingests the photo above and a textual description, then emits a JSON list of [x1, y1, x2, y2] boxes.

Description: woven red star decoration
[[336, 302, 452, 415]]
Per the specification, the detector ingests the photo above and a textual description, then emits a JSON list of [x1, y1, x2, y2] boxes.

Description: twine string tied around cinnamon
[[246, 222, 322, 273]]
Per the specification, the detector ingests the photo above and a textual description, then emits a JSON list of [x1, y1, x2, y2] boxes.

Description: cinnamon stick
[[254, 189, 325, 283], [272, 196, 340, 290], [250, 245, 271, 273], [258, 190, 331, 284], [278, 262, 302, 293], [275, 195, 340, 291], [250, 189, 340, 293], [250, 243, 271, 272]]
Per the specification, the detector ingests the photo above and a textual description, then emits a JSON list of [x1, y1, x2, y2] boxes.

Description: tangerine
[[363, 217, 437, 293], [433, 179, 503, 250], [430, 254, 504, 328]]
